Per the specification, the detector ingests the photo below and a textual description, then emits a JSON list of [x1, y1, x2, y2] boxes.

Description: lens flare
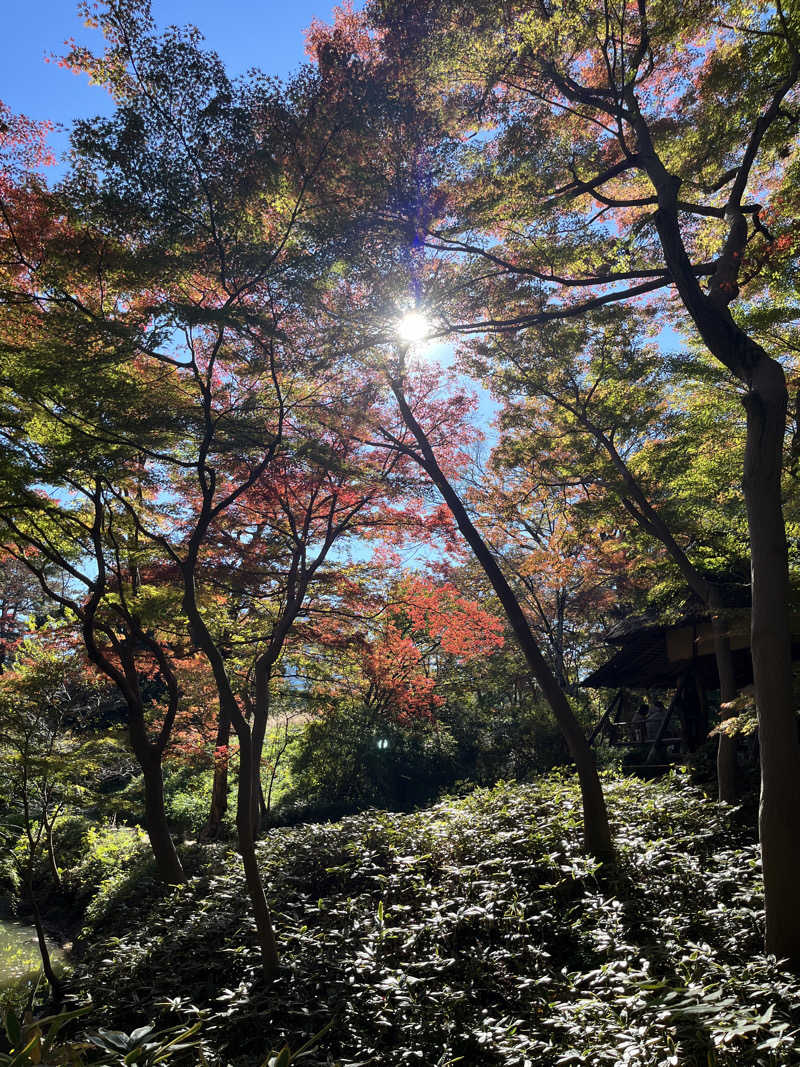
[[395, 310, 430, 344]]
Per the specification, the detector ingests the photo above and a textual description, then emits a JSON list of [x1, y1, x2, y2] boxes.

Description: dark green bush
[[282, 694, 572, 824], [282, 704, 460, 819], [162, 765, 236, 838]]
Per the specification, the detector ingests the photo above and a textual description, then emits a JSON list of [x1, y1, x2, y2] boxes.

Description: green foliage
[[0, 1006, 207, 1066], [437, 691, 569, 785], [0, 852, 20, 909], [0, 1005, 91, 1065], [283, 703, 458, 818], [162, 767, 228, 839], [52, 815, 95, 874], [66, 773, 800, 1065], [62, 825, 153, 925], [83, 1020, 204, 1065], [283, 672, 570, 822]]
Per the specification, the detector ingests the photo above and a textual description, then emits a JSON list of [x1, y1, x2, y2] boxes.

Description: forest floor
[[7, 771, 800, 1065]]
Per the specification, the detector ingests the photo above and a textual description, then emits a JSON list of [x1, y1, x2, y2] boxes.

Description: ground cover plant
[[49, 772, 800, 1065]]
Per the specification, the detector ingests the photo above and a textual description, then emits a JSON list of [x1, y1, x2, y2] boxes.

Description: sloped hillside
[[68, 773, 800, 1066]]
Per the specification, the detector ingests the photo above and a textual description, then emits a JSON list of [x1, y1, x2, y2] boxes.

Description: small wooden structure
[[582, 611, 755, 766]]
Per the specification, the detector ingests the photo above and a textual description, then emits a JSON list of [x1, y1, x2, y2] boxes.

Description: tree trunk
[[743, 355, 800, 967], [139, 748, 186, 885], [234, 726, 279, 978], [205, 708, 231, 839], [391, 378, 613, 859], [266, 720, 292, 822], [43, 815, 62, 891], [251, 667, 270, 837], [182, 575, 279, 977], [44, 819, 61, 887], [27, 876, 62, 1005]]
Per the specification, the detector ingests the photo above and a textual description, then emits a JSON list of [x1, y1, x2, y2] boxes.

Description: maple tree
[[290, 566, 506, 808], [474, 310, 754, 800], [0, 478, 189, 887], [295, 10, 617, 859], [346, 353, 614, 857], [336, 0, 800, 963], [185, 426, 423, 837], [0, 0, 462, 977]]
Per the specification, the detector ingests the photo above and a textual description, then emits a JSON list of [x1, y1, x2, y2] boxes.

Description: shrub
[[283, 704, 459, 819], [61, 824, 153, 926]]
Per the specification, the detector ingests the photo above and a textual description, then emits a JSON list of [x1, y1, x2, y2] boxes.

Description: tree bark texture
[[743, 357, 800, 966], [138, 744, 186, 885], [205, 708, 231, 839]]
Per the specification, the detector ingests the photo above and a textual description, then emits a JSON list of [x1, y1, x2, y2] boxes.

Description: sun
[[395, 310, 431, 344]]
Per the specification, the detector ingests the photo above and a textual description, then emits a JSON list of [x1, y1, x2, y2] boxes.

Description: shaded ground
[[57, 773, 800, 1065]]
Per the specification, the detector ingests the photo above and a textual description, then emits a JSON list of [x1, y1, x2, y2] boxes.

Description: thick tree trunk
[[391, 378, 613, 859], [205, 708, 231, 839], [139, 747, 186, 885], [743, 356, 800, 966]]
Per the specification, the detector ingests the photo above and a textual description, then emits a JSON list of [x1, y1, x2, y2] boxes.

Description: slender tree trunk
[[206, 708, 231, 838], [391, 378, 613, 859], [43, 815, 62, 891], [742, 356, 800, 966], [233, 724, 279, 977], [251, 667, 270, 837], [265, 748, 280, 822], [183, 575, 279, 977], [26, 876, 62, 1005], [266, 719, 291, 821]]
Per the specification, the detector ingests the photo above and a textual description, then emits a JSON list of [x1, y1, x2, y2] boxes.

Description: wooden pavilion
[[581, 610, 760, 766]]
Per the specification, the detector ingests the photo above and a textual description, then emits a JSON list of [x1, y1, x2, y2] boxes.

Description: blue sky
[[4, 0, 346, 164]]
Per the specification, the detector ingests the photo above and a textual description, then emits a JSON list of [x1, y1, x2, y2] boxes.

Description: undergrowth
[[61, 772, 800, 1065]]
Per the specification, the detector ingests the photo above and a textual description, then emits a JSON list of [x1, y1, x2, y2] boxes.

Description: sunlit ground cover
[[44, 772, 799, 1066]]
